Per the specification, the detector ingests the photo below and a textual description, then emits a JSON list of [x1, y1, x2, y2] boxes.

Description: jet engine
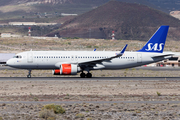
[[52, 64, 81, 75]]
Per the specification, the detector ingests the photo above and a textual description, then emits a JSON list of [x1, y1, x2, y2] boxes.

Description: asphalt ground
[[1, 66, 180, 71], [0, 77, 179, 81]]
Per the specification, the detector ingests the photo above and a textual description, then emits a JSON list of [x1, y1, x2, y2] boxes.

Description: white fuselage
[[7, 51, 167, 70]]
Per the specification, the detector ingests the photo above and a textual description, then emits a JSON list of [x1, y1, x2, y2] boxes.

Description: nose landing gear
[[27, 70, 31, 78]]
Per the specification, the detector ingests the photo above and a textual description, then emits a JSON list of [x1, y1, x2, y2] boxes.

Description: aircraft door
[[27, 52, 33, 63], [137, 53, 142, 63]]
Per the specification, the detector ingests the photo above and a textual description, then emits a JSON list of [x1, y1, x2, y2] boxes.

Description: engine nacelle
[[52, 64, 80, 75]]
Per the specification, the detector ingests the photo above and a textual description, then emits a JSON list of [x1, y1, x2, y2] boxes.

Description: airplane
[[7, 25, 174, 78]]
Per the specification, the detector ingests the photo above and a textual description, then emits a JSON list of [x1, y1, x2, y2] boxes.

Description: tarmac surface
[[0, 77, 180, 81], [0, 101, 180, 104], [1, 66, 180, 71]]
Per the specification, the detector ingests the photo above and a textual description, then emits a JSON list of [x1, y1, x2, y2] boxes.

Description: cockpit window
[[13, 55, 22, 59]]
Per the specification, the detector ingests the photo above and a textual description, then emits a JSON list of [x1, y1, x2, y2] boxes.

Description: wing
[[77, 44, 127, 70], [79, 44, 128, 64], [55, 44, 128, 69]]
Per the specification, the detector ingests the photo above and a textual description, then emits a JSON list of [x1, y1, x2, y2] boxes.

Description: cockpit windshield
[[13, 55, 22, 59]]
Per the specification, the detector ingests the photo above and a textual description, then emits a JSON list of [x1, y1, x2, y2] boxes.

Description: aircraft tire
[[86, 73, 92, 78], [80, 73, 86, 78], [27, 75, 31, 78]]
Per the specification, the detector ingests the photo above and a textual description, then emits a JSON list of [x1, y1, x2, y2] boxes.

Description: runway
[[1, 66, 180, 80], [0, 101, 180, 104], [1, 66, 180, 71], [1, 77, 180, 81]]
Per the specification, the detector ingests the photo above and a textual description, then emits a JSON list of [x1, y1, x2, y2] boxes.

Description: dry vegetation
[[0, 37, 180, 53], [0, 80, 180, 119]]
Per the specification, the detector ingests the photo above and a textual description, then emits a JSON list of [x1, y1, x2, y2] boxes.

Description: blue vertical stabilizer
[[137, 26, 169, 53]]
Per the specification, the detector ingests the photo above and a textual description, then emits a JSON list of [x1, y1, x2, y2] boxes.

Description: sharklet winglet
[[116, 44, 128, 56]]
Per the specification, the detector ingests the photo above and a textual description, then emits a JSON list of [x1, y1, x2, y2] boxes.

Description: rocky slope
[[0, 0, 107, 6], [1, 0, 180, 13]]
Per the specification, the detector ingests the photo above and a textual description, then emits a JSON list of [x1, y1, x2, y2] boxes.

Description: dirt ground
[[0, 69, 179, 119], [0, 77, 180, 120]]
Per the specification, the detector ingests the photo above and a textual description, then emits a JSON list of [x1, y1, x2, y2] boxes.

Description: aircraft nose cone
[[6, 59, 13, 66]]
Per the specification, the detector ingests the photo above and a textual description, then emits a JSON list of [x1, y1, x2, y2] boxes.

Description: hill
[[0, 0, 180, 21], [0, 0, 180, 13], [47, 1, 180, 40]]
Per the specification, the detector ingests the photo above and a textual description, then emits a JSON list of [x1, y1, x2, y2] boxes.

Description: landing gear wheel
[[86, 73, 92, 78], [80, 73, 86, 78], [27, 70, 32, 78], [27, 75, 31, 78]]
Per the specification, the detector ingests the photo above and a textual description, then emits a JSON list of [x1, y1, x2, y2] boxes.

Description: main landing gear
[[27, 70, 31, 78], [80, 72, 92, 78]]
